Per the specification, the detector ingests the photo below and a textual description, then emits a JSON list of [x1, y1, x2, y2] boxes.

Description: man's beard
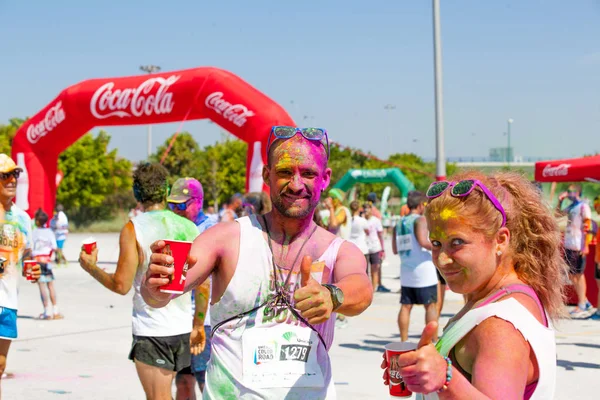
[[271, 192, 319, 219]]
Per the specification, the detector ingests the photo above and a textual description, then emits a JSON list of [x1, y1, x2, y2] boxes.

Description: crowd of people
[[0, 122, 598, 399]]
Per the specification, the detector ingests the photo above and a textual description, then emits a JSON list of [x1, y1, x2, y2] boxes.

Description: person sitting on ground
[[382, 172, 567, 399]]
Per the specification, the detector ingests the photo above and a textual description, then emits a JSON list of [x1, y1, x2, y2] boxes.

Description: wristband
[[437, 356, 453, 393]]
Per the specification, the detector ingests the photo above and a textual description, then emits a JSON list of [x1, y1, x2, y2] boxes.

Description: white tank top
[[422, 288, 556, 400], [397, 214, 438, 288], [205, 215, 342, 399], [130, 210, 199, 337]]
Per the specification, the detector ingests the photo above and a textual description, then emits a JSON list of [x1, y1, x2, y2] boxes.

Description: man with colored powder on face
[[0, 154, 41, 397], [168, 178, 217, 399], [556, 184, 594, 317], [79, 163, 199, 400], [142, 126, 373, 399]]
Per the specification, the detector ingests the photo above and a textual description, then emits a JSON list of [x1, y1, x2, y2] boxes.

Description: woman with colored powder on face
[[382, 171, 567, 399]]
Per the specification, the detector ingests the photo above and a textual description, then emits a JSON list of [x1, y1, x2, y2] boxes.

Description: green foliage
[[196, 139, 248, 208], [56, 131, 134, 227], [0, 118, 24, 155], [153, 134, 249, 208], [150, 132, 202, 185]]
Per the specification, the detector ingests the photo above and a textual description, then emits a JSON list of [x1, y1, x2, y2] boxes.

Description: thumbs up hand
[[293, 256, 334, 325], [394, 322, 448, 394]]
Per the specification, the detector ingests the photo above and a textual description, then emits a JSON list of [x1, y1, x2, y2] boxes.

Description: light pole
[[432, 0, 446, 180], [139, 65, 161, 159], [506, 118, 514, 165]]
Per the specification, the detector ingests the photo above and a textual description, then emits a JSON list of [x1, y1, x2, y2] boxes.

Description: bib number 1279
[[280, 345, 310, 362]]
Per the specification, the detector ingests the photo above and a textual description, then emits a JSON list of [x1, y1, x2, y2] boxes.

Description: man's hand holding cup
[[143, 240, 197, 304]]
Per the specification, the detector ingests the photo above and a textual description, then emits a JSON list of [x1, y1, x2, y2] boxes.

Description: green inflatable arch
[[333, 168, 415, 197]]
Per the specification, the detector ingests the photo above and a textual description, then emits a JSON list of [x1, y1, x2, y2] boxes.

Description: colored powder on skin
[[440, 208, 457, 221]]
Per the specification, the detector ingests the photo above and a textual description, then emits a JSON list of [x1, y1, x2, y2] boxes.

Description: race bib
[[396, 233, 412, 253], [242, 324, 325, 389]]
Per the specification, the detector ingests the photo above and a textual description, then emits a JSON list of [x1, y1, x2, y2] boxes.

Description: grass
[[70, 212, 129, 233]]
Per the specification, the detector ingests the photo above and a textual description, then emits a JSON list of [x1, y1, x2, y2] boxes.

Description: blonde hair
[[424, 171, 568, 321]]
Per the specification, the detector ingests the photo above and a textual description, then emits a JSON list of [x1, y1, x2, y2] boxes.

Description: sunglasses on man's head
[[426, 179, 507, 227], [0, 170, 21, 181], [266, 126, 330, 159]]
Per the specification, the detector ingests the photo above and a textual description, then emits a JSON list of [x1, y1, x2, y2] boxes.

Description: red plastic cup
[[82, 237, 97, 255], [24, 260, 37, 281], [159, 240, 192, 294], [385, 342, 418, 398]]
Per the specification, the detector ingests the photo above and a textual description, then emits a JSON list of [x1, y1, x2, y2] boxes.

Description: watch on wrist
[[323, 284, 344, 311]]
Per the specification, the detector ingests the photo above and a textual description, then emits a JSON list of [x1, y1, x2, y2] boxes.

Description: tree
[[150, 132, 202, 185], [196, 138, 248, 208], [0, 118, 24, 155], [56, 131, 133, 226]]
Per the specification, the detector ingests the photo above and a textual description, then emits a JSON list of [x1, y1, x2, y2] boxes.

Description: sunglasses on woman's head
[[426, 179, 507, 227], [266, 126, 330, 159], [0, 170, 21, 181]]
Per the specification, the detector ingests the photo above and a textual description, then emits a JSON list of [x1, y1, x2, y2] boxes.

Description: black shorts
[[436, 268, 446, 285], [595, 263, 600, 280], [367, 252, 381, 265], [564, 249, 585, 275], [400, 285, 438, 305], [129, 333, 191, 372]]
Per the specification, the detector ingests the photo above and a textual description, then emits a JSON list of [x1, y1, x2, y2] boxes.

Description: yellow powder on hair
[[439, 208, 457, 221]]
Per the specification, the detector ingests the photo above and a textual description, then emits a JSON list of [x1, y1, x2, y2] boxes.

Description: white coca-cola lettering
[[26, 101, 66, 144], [90, 76, 180, 119], [205, 92, 255, 127], [542, 163, 570, 177]]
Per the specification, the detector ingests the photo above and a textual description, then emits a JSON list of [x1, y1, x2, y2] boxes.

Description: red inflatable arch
[[11, 67, 295, 218]]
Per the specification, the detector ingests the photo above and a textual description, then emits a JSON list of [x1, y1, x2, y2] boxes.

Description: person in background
[[50, 204, 68, 265], [205, 206, 218, 221], [0, 153, 41, 395], [591, 195, 600, 321], [324, 188, 352, 240], [32, 211, 63, 320], [241, 192, 271, 217], [167, 178, 215, 399], [391, 191, 438, 341], [367, 192, 383, 219], [219, 193, 244, 222], [348, 200, 370, 264], [78, 163, 200, 400], [364, 202, 390, 293], [556, 184, 593, 316]]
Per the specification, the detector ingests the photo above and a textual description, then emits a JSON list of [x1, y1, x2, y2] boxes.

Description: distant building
[[489, 147, 514, 162]]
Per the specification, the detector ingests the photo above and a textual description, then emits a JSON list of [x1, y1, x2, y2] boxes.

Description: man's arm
[[332, 242, 373, 316], [79, 222, 138, 295], [391, 225, 398, 255], [141, 222, 238, 308], [194, 279, 210, 325], [414, 216, 432, 251]]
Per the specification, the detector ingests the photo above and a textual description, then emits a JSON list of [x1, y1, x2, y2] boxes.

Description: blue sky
[[1, 0, 598, 162]]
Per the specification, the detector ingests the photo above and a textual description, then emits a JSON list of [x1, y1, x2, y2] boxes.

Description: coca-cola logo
[[90, 76, 180, 119], [542, 163, 570, 177], [26, 101, 66, 144], [205, 92, 255, 127]]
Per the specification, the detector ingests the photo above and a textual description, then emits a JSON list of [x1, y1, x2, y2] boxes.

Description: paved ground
[[5, 232, 600, 399]]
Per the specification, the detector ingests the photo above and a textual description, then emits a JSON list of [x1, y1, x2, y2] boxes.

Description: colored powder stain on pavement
[[48, 390, 72, 394]]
